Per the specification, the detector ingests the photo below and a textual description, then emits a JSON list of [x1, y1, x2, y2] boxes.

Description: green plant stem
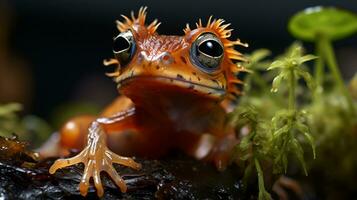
[[287, 69, 296, 172], [321, 38, 356, 116], [314, 35, 325, 101], [288, 69, 296, 111], [255, 158, 264, 190], [255, 158, 272, 200]]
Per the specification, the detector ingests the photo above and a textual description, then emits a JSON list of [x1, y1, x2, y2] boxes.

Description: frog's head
[[105, 7, 247, 109]]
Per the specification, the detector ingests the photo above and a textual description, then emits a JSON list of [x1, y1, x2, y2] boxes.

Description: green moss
[[232, 43, 318, 199], [230, 7, 357, 197]]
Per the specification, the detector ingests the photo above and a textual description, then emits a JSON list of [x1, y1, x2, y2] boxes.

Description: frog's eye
[[190, 33, 224, 73], [113, 30, 136, 67]]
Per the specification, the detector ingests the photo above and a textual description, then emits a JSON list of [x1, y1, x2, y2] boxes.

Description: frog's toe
[[93, 168, 104, 197], [79, 177, 90, 196], [110, 150, 142, 170], [105, 164, 127, 193], [78, 161, 104, 197], [101, 149, 141, 192], [79, 158, 94, 196], [49, 149, 86, 174]]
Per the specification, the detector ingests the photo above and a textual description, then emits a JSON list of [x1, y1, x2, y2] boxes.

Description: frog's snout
[[138, 51, 174, 66]]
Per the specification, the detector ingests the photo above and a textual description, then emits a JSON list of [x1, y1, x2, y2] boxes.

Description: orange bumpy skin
[[48, 7, 247, 197]]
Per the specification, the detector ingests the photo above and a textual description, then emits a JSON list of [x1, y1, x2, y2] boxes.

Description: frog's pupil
[[198, 40, 223, 57], [113, 36, 130, 53]]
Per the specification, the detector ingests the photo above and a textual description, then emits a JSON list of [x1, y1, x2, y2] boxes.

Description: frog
[[47, 7, 248, 197]]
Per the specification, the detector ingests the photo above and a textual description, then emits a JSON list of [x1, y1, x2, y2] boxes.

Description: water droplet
[[271, 88, 278, 93]]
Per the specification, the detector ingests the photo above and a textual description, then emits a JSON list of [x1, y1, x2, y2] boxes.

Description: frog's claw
[[49, 121, 141, 197]]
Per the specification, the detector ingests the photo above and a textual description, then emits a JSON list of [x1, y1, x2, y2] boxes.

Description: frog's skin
[[47, 7, 247, 197]]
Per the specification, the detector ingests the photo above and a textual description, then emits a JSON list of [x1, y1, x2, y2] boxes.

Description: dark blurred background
[[0, 0, 356, 123]]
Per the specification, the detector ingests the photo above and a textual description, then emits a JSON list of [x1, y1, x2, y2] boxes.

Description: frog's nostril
[[160, 52, 173, 65], [162, 54, 170, 61]]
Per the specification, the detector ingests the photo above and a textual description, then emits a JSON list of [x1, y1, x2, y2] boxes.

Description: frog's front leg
[[209, 132, 239, 170], [49, 109, 141, 197]]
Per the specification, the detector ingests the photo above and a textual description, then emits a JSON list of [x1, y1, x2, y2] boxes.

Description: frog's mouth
[[117, 74, 226, 98]]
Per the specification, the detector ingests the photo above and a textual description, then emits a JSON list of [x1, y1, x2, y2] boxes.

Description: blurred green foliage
[[0, 103, 23, 136], [0, 103, 52, 147], [50, 102, 100, 129], [288, 6, 357, 42], [0, 101, 101, 147]]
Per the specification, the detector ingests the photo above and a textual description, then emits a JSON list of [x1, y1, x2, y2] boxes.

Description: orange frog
[[48, 7, 248, 197]]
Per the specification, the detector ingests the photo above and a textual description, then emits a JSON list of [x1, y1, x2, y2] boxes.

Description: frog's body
[[47, 7, 247, 197]]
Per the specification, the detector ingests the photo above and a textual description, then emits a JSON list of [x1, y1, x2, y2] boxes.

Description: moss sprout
[[232, 107, 272, 200], [268, 45, 317, 174], [289, 6, 357, 116]]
